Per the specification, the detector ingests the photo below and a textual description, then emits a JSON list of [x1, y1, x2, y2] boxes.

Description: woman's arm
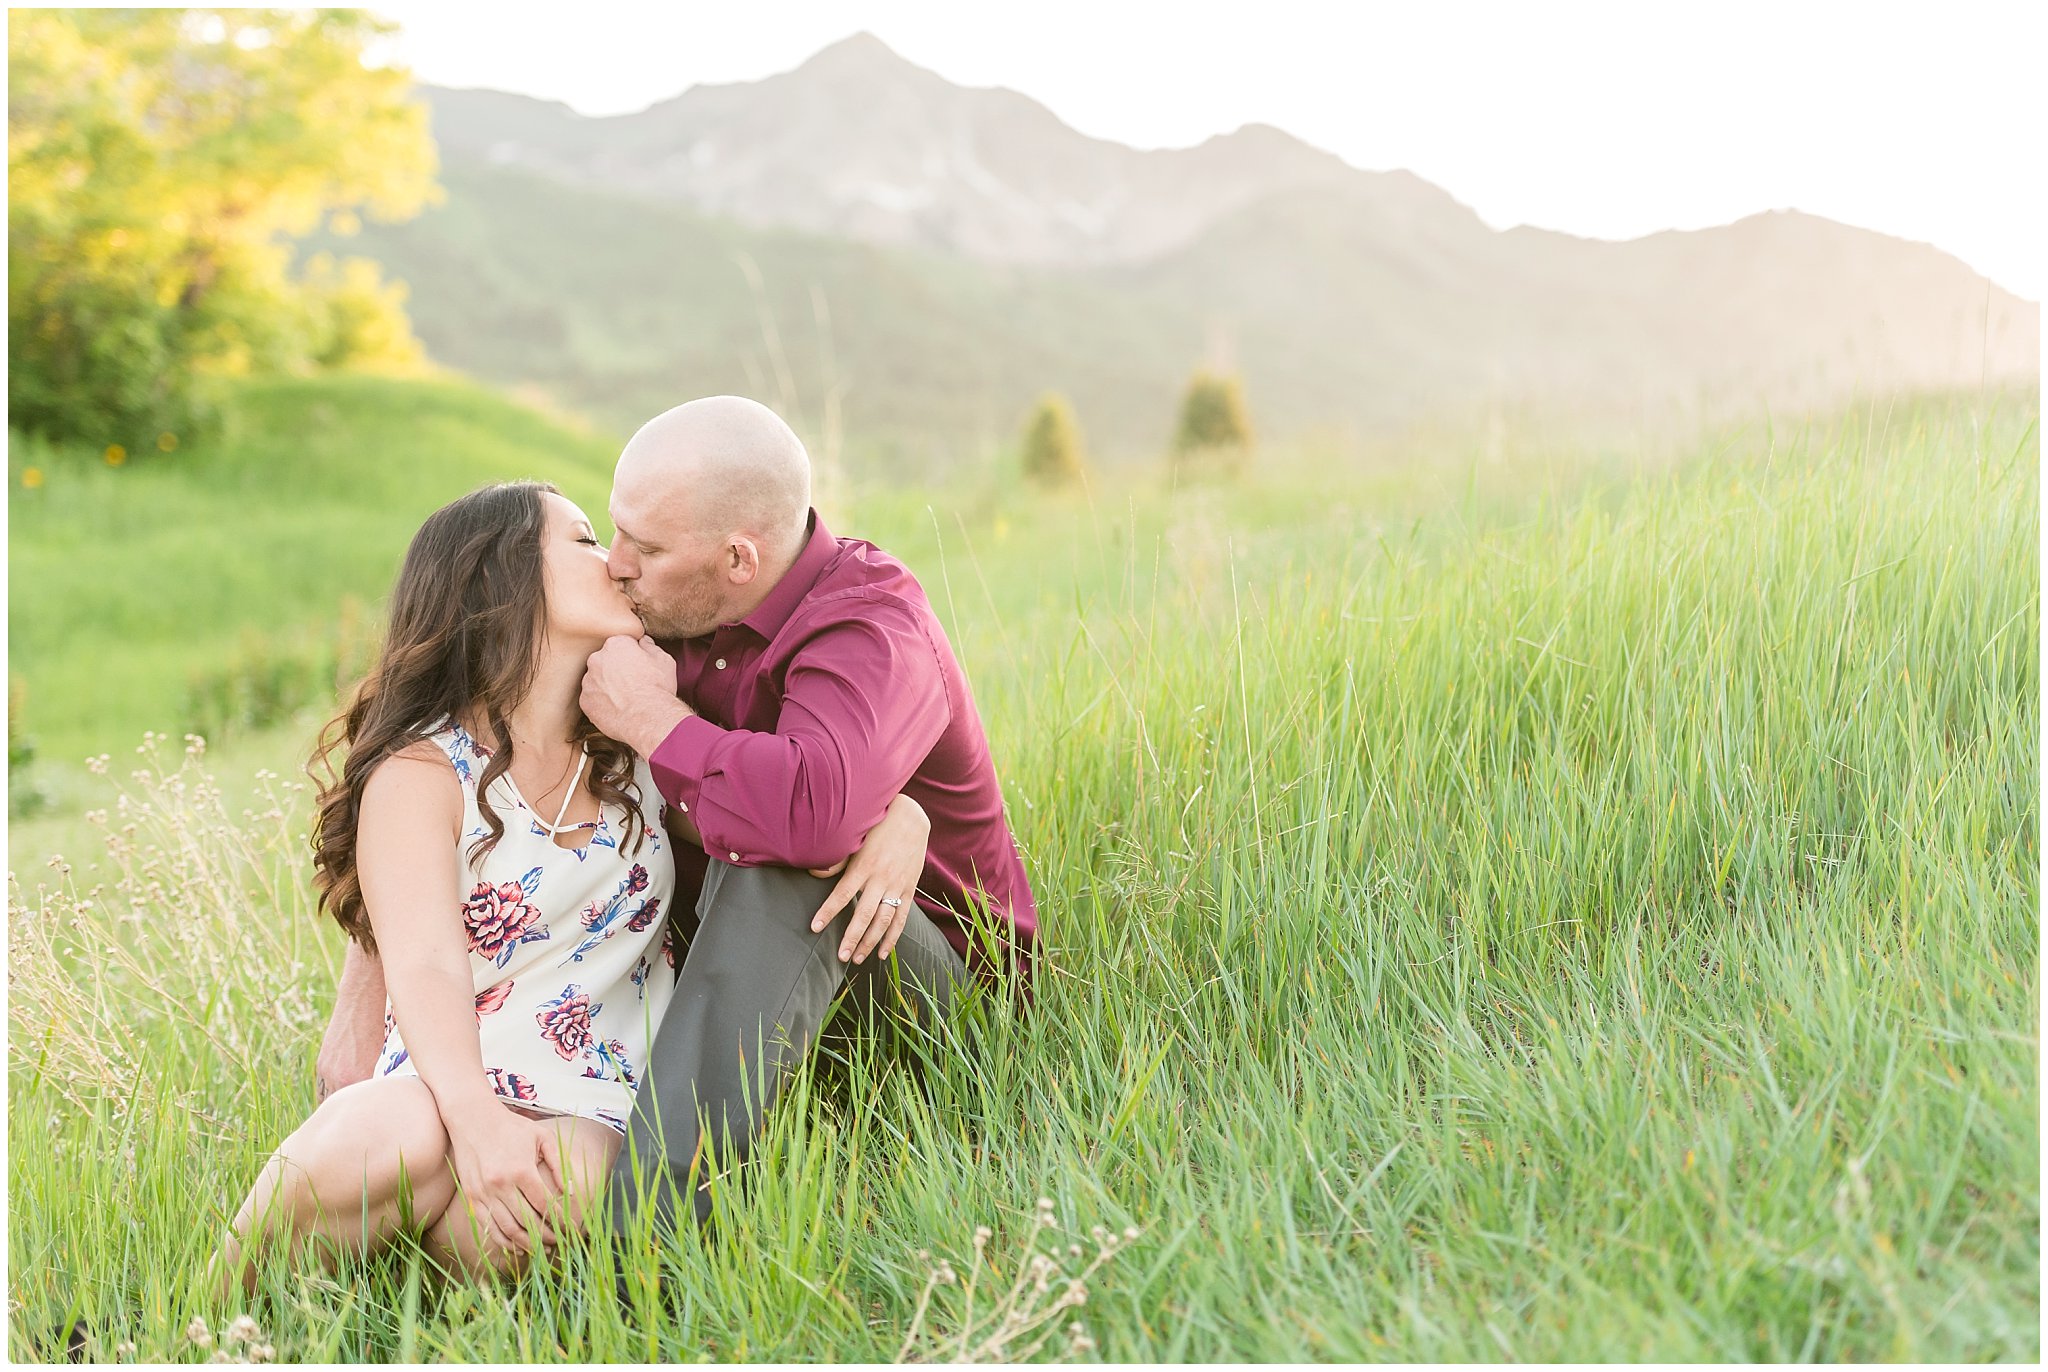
[[663, 799, 702, 850], [356, 743, 562, 1254], [807, 792, 932, 965]]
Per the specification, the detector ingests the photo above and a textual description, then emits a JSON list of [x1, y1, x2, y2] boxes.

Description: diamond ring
[[880, 896, 904, 908]]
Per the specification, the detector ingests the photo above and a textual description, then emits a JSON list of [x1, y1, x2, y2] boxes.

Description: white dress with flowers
[[371, 719, 677, 1136]]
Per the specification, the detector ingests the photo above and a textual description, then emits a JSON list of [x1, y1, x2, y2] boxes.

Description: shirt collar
[[737, 508, 835, 640]]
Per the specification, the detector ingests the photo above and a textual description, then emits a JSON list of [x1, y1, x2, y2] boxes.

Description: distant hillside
[[329, 163, 1212, 471], [351, 32, 2038, 467]]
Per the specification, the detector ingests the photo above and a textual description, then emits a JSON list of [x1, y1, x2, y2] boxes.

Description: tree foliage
[[7, 8, 439, 448], [1170, 370, 1255, 479], [1021, 391, 1086, 486]]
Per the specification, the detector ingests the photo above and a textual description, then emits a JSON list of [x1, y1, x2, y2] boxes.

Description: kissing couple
[[213, 395, 1037, 1291]]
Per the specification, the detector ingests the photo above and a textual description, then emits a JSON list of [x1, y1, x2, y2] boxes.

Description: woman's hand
[[442, 1096, 565, 1257], [808, 793, 932, 964]]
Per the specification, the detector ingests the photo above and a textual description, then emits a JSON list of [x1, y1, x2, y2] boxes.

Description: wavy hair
[[309, 480, 648, 952]]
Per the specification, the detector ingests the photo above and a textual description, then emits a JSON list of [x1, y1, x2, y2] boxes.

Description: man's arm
[[656, 610, 949, 872], [315, 927, 389, 1101]]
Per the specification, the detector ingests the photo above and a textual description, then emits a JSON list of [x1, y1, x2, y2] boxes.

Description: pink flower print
[[535, 984, 602, 1061], [662, 932, 677, 969], [475, 982, 513, 1017], [464, 881, 549, 968], [580, 1037, 638, 1087], [607, 1037, 638, 1087], [625, 895, 662, 932], [625, 864, 649, 895], [484, 1068, 536, 1102]]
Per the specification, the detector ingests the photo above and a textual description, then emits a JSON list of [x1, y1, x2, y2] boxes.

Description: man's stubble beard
[[632, 573, 726, 641]]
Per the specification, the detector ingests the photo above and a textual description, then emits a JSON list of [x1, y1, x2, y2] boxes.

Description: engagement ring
[[880, 896, 903, 907]]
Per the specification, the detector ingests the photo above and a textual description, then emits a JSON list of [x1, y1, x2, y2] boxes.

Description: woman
[[215, 481, 929, 1288]]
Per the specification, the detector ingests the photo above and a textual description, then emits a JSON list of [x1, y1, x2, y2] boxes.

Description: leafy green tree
[[297, 253, 427, 371], [1021, 391, 1086, 487], [7, 8, 439, 449], [1170, 370, 1255, 479]]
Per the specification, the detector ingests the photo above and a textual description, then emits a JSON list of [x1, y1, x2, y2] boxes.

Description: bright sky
[[371, 0, 2045, 301]]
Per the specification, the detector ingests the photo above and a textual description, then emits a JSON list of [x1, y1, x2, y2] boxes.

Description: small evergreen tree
[[1170, 370, 1254, 480], [9, 676, 48, 819], [1021, 392, 1086, 487]]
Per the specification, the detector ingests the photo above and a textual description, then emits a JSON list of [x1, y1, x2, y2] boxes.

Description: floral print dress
[[372, 719, 677, 1136]]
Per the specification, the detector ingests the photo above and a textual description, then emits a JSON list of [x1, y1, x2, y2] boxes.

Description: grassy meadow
[[6, 377, 2039, 1361]]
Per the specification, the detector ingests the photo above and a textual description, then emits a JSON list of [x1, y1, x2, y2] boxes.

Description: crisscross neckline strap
[[502, 747, 593, 835]]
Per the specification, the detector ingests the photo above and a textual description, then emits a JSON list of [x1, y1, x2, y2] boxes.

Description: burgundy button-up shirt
[[647, 510, 1036, 992]]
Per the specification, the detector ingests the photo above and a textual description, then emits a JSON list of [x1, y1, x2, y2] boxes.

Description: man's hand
[[581, 635, 692, 755], [316, 942, 388, 1101]]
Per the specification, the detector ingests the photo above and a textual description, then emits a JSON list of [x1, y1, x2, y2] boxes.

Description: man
[[581, 394, 1036, 1232], [314, 395, 1035, 1236]]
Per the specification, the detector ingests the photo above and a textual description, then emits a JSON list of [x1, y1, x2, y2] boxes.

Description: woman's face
[[539, 492, 644, 647]]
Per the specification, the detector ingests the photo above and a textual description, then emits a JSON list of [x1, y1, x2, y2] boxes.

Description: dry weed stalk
[[8, 734, 338, 1135], [895, 1196, 1139, 1363]]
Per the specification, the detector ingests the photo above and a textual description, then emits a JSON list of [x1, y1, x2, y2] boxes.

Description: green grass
[[7, 379, 2038, 1360], [7, 374, 621, 781]]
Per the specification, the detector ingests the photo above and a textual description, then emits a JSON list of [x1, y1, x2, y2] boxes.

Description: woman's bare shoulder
[[361, 737, 462, 821]]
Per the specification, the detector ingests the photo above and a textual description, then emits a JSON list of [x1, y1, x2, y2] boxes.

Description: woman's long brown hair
[[309, 480, 648, 952]]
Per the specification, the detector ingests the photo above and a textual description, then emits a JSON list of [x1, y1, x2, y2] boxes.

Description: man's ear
[[726, 536, 762, 586]]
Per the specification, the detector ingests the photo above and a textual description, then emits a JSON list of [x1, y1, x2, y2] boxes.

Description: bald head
[[605, 396, 815, 639], [613, 396, 811, 557]]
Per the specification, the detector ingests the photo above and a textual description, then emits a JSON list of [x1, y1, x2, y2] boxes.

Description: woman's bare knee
[[550, 1118, 624, 1233], [274, 1078, 454, 1236]]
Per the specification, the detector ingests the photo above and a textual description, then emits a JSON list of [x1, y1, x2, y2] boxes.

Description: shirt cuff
[[647, 713, 723, 816]]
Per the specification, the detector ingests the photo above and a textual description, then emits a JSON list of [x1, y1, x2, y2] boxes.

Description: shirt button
[[714, 657, 727, 670], [677, 801, 688, 813], [728, 851, 740, 862]]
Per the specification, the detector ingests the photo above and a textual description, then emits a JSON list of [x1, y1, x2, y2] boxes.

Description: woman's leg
[[422, 1111, 622, 1281], [214, 1077, 458, 1299]]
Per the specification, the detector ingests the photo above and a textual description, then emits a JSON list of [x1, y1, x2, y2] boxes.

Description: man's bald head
[[605, 397, 816, 639], [614, 396, 811, 557]]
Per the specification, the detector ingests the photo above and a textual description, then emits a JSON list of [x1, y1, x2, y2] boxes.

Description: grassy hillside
[[7, 378, 2038, 1359], [7, 375, 621, 777], [8, 368, 1654, 814]]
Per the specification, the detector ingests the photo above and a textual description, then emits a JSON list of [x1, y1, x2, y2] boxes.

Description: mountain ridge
[[352, 32, 2036, 464]]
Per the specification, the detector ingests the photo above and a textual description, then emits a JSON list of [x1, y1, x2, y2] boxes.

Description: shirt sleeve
[[645, 602, 951, 871]]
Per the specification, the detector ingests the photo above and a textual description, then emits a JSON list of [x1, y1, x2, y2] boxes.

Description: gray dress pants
[[606, 860, 971, 1234]]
